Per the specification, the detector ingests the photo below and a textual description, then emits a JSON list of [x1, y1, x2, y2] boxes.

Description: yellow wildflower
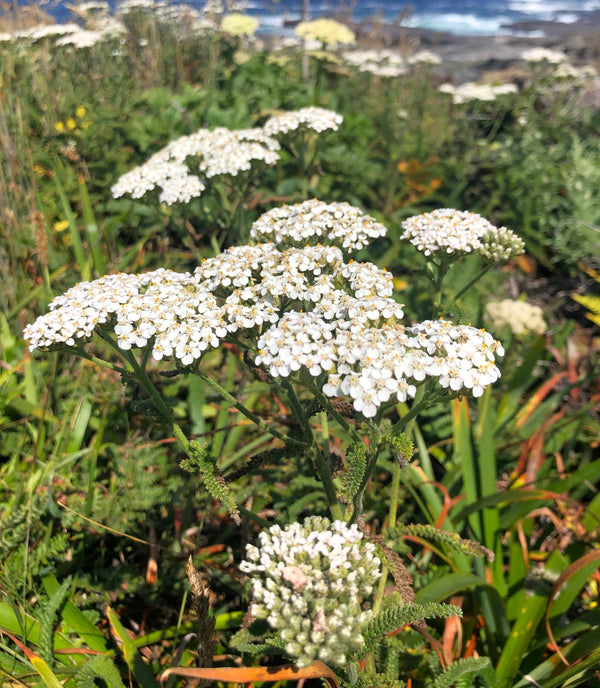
[[53, 220, 70, 232], [76, 106, 86, 118], [55, 121, 65, 133], [66, 118, 77, 130], [295, 18, 355, 47], [220, 13, 258, 37]]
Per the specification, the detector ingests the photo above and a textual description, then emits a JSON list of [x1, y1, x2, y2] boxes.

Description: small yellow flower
[[80, 120, 92, 130], [55, 121, 65, 133], [33, 164, 53, 178], [53, 220, 70, 232], [66, 118, 77, 130], [76, 106, 86, 118]]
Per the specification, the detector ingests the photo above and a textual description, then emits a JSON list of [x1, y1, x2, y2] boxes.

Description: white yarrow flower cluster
[[111, 127, 280, 205], [257, 314, 503, 417], [342, 49, 407, 77], [250, 199, 386, 252], [263, 107, 343, 136], [438, 81, 518, 104], [521, 47, 568, 64], [25, 230, 506, 413], [401, 208, 524, 261], [240, 516, 381, 668]]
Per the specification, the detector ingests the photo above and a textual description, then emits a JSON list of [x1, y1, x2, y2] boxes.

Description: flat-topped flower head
[[250, 199, 386, 253], [295, 18, 355, 47], [521, 47, 568, 64], [24, 243, 395, 370], [401, 208, 524, 261], [220, 13, 258, 37], [257, 315, 503, 417], [485, 299, 546, 337], [111, 127, 280, 205], [438, 81, 518, 104], [263, 107, 343, 136], [240, 516, 381, 667]]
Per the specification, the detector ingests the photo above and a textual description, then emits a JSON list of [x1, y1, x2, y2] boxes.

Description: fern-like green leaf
[[389, 524, 494, 561], [432, 656, 491, 688], [361, 603, 461, 655], [386, 433, 414, 467], [181, 440, 240, 524], [38, 576, 71, 665], [230, 628, 286, 656], [339, 441, 367, 503], [74, 655, 127, 688]]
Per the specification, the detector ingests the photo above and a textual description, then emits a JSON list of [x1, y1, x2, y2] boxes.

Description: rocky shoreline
[[346, 13, 600, 81]]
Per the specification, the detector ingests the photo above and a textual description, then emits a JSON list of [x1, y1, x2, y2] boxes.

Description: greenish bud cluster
[[240, 516, 382, 668], [480, 226, 525, 262]]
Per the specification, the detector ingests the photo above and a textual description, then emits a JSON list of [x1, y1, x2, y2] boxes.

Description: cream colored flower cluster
[[111, 127, 280, 205], [295, 18, 355, 47], [401, 208, 524, 261], [263, 107, 343, 136], [485, 299, 546, 337], [240, 516, 381, 668], [250, 199, 386, 252], [220, 13, 258, 37], [439, 81, 518, 104]]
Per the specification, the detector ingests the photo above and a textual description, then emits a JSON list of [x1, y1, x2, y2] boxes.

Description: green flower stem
[[432, 259, 450, 315], [318, 411, 344, 521], [310, 446, 344, 522], [308, 382, 362, 444], [121, 348, 192, 454], [449, 263, 494, 305], [374, 384, 430, 615], [279, 377, 314, 445], [193, 369, 306, 448], [70, 346, 129, 376]]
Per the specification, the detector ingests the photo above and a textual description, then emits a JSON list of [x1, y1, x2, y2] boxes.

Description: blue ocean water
[[45, 0, 600, 36], [248, 0, 600, 35]]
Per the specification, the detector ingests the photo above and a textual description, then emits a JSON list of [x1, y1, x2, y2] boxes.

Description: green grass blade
[[476, 389, 504, 595], [415, 572, 486, 604], [451, 398, 481, 540], [78, 173, 106, 275], [106, 606, 160, 687], [54, 173, 90, 280]]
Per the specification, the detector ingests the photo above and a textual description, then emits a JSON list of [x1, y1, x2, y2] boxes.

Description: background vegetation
[[1, 2, 599, 686]]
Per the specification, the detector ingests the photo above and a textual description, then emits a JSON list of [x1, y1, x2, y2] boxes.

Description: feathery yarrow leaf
[[361, 602, 461, 655], [432, 657, 492, 688], [338, 440, 368, 502], [389, 524, 495, 561], [181, 441, 240, 524], [38, 576, 72, 665]]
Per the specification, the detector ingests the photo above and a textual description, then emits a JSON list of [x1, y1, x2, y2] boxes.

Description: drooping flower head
[[250, 199, 386, 253], [401, 208, 524, 261], [240, 516, 381, 667]]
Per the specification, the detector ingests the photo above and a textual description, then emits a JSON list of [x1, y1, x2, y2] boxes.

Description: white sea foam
[[407, 13, 513, 36]]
